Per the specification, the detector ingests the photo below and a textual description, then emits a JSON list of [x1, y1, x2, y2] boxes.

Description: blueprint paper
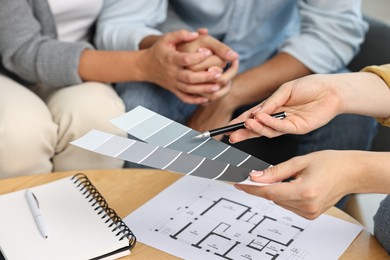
[[124, 175, 363, 260]]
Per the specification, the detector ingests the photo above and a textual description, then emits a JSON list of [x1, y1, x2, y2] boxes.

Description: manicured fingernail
[[243, 122, 251, 130], [211, 86, 220, 92], [197, 48, 211, 56], [214, 73, 222, 78], [227, 50, 238, 59], [250, 171, 264, 177], [208, 67, 223, 73], [234, 184, 242, 191]]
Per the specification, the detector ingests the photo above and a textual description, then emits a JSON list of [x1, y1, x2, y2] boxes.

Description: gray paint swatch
[[71, 130, 254, 183], [111, 106, 270, 171]]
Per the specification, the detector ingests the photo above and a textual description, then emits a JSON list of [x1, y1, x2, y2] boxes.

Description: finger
[[177, 69, 222, 85], [200, 82, 232, 101], [236, 180, 303, 202], [272, 201, 321, 220], [174, 89, 209, 104], [235, 180, 322, 219], [171, 51, 213, 67], [188, 56, 227, 72], [251, 158, 304, 183], [243, 118, 286, 137], [201, 37, 239, 62], [215, 59, 239, 86], [177, 81, 223, 95], [165, 29, 199, 45], [252, 84, 293, 115], [228, 126, 280, 143], [234, 184, 305, 217], [252, 112, 303, 135], [197, 28, 209, 35]]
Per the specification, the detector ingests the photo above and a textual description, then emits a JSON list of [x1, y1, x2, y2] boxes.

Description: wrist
[[349, 151, 390, 194], [139, 35, 160, 49], [337, 72, 390, 117], [221, 80, 243, 111], [127, 49, 150, 82]]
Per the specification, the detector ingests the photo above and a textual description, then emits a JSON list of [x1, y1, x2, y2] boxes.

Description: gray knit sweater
[[0, 0, 93, 87]]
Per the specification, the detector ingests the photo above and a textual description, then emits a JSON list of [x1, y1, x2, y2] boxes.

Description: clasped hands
[[143, 28, 239, 104]]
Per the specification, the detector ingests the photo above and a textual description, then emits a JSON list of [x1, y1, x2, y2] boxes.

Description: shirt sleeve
[[279, 0, 368, 74], [361, 64, 390, 127], [0, 0, 92, 88], [95, 0, 168, 51]]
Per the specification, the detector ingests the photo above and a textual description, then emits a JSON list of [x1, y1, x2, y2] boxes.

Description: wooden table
[[0, 169, 388, 259]]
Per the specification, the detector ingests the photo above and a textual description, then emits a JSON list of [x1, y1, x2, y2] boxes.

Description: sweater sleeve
[[0, 0, 93, 88], [94, 0, 167, 51], [279, 0, 368, 73], [361, 64, 390, 127]]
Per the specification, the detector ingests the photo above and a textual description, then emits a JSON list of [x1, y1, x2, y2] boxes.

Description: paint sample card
[[71, 106, 273, 184], [71, 130, 256, 183], [110, 106, 270, 171]]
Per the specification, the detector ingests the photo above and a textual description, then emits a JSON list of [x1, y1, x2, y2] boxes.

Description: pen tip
[[192, 131, 210, 140]]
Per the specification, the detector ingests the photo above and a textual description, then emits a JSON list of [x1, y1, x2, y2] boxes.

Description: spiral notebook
[[0, 173, 136, 260]]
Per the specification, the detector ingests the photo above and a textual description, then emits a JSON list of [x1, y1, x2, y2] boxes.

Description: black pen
[[192, 111, 286, 140]]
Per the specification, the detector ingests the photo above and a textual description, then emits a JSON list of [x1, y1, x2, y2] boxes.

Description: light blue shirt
[[95, 0, 367, 73]]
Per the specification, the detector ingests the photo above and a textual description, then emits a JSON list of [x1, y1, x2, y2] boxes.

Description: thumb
[[165, 30, 199, 45], [250, 159, 301, 183], [197, 27, 209, 35]]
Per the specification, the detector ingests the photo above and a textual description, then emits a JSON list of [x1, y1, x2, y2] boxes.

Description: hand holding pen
[[25, 190, 49, 239], [193, 111, 286, 139]]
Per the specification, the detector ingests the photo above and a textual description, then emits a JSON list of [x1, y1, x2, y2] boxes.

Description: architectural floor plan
[[124, 176, 362, 260], [155, 195, 307, 259]]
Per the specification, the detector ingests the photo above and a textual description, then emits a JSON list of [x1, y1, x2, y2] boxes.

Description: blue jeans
[[115, 81, 197, 125]]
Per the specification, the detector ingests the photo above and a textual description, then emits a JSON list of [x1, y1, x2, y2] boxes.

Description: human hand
[[234, 150, 359, 219], [177, 28, 239, 102], [143, 30, 220, 103], [228, 74, 343, 143], [143, 30, 233, 104]]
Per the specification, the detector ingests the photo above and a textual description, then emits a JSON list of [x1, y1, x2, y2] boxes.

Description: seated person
[[231, 64, 390, 254], [0, 0, 235, 178], [96, 0, 377, 172]]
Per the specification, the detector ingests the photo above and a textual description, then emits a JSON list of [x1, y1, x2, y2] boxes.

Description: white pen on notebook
[[25, 190, 49, 239]]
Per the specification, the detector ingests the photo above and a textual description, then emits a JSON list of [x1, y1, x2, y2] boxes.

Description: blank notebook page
[[0, 177, 130, 260]]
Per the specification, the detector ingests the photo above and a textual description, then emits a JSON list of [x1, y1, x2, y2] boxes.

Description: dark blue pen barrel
[[209, 122, 246, 136], [208, 111, 285, 137]]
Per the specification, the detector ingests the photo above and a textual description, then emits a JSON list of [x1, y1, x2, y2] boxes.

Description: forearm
[[231, 52, 311, 106], [78, 49, 148, 83], [139, 35, 161, 49], [348, 151, 390, 194], [335, 72, 390, 118]]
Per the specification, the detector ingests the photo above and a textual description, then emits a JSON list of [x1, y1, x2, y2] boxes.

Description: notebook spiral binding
[[71, 173, 136, 250]]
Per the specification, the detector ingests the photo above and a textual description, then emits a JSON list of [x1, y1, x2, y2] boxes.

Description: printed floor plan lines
[[152, 189, 307, 259], [124, 176, 363, 260]]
